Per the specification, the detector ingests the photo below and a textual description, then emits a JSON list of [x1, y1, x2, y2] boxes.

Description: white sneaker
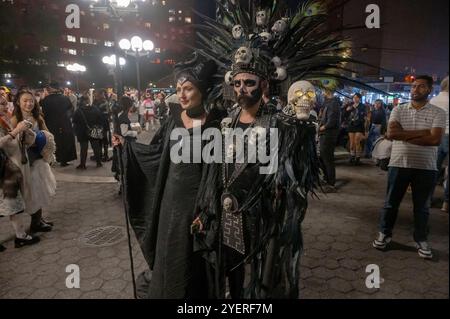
[[416, 241, 433, 259], [373, 232, 392, 250]]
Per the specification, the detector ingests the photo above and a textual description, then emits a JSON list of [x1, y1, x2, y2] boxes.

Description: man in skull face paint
[[221, 70, 276, 299], [193, 53, 321, 298]]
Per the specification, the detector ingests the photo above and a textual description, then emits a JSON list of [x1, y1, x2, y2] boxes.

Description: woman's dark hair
[[353, 93, 362, 99], [13, 90, 45, 130], [78, 95, 90, 107], [120, 96, 133, 112]]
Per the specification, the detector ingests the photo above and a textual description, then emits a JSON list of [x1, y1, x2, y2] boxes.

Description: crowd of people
[[0, 0, 448, 300], [0, 82, 170, 252]]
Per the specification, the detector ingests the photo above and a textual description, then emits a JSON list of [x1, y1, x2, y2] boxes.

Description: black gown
[[40, 93, 77, 163], [123, 104, 224, 298]]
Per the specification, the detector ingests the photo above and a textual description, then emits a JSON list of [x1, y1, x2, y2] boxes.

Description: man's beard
[[236, 87, 263, 109], [412, 93, 429, 102]]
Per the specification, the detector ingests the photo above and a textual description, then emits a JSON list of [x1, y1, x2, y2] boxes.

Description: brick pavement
[[0, 158, 448, 299]]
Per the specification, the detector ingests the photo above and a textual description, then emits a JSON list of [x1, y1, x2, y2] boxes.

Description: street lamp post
[[66, 63, 87, 92], [89, 0, 140, 97], [119, 37, 154, 101], [102, 55, 126, 90]]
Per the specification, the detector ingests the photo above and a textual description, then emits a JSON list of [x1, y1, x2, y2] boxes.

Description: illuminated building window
[[103, 23, 110, 30], [185, 17, 192, 23], [69, 49, 77, 55], [155, 48, 161, 53], [67, 35, 76, 42], [80, 37, 98, 45], [169, 16, 175, 23], [40, 46, 49, 52], [105, 41, 114, 47], [145, 22, 152, 29], [162, 1, 166, 5]]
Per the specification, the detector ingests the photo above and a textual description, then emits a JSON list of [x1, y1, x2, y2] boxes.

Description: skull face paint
[[233, 73, 263, 109], [232, 25, 244, 40], [287, 81, 316, 120]]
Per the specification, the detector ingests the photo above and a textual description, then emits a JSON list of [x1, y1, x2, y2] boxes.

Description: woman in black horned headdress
[[114, 54, 225, 299]]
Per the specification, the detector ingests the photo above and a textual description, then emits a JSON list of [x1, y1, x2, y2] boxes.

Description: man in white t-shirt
[[373, 76, 446, 259]]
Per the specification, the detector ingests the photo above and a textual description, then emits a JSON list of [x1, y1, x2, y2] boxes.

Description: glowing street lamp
[[66, 63, 86, 91], [119, 36, 154, 99]]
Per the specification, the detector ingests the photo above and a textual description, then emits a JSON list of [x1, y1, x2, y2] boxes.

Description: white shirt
[[389, 103, 446, 171], [430, 91, 449, 134]]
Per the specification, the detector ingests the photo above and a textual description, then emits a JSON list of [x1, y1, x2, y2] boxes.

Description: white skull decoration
[[234, 47, 253, 64], [223, 197, 233, 213], [287, 81, 317, 120], [259, 32, 272, 44], [273, 67, 287, 81], [224, 71, 233, 86], [256, 10, 268, 26], [271, 19, 288, 35], [232, 24, 244, 40], [271, 56, 282, 67]]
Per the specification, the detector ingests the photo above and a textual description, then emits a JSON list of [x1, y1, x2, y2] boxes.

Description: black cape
[[123, 104, 225, 298], [41, 93, 77, 163]]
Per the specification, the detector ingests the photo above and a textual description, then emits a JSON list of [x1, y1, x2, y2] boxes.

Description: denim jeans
[[379, 167, 437, 242]]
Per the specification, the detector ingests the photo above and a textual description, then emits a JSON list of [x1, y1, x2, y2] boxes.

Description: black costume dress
[[40, 93, 77, 163], [123, 103, 224, 298]]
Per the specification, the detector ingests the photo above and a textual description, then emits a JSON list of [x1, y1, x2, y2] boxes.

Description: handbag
[[80, 109, 104, 140]]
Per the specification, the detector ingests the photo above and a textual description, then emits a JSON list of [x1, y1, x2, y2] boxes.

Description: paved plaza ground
[[0, 154, 448, 299]]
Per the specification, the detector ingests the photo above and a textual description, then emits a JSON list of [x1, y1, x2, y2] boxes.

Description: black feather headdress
[[191, 0, 388, 99]]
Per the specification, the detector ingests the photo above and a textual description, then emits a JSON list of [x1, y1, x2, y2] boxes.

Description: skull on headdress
[[256, 10, 268, 26], [232, 24, 244, 40], [234, 47, 253, 65], [271, 19, 288, 36]]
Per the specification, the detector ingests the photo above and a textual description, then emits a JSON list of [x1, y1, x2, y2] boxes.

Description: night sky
[[203, 0, 449, 78]]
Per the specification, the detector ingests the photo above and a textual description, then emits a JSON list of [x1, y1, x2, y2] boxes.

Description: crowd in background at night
[[0, 75, 448, 258]]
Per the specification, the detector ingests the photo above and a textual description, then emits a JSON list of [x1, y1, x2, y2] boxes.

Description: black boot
[[30, 210, 53, 233], [15, 235, 40, 248], [0, 244, 6, 252], [354, 157, 361, 166]]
